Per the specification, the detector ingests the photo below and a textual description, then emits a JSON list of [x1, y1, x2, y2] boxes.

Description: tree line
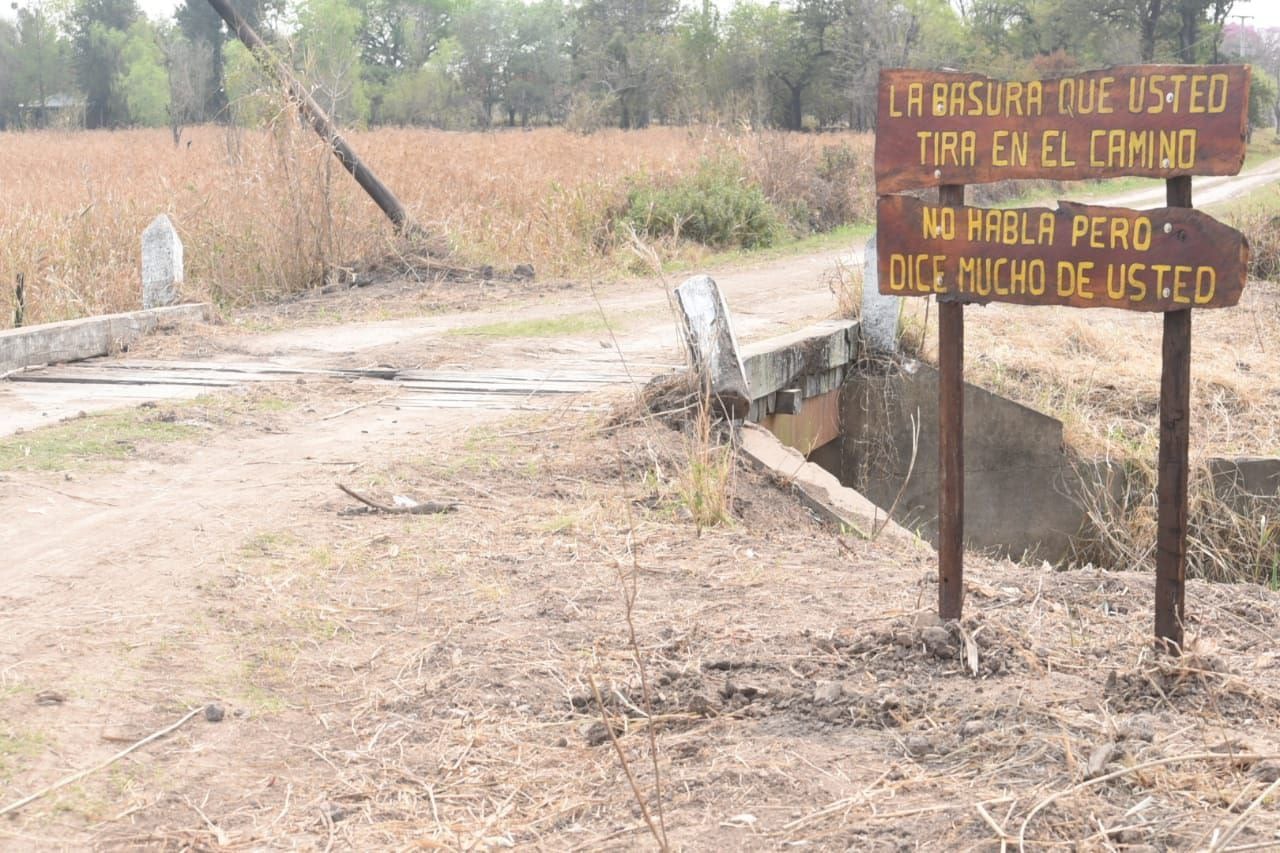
[[0, 0, 1276, 136]]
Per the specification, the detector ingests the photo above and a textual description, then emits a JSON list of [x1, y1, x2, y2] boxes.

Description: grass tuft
[[0, 408, 199, 472], [449, 312, 608, 339]]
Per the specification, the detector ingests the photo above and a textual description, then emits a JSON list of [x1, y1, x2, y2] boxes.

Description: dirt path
[[2, 160, 1279, 850]]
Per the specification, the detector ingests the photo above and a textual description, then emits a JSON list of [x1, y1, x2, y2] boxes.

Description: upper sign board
[[876, 65, 1250, 193], [877, 195, 1249, 311]]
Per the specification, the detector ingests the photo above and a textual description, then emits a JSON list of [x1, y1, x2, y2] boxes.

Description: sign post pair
[[875, 64, 1253, 653]]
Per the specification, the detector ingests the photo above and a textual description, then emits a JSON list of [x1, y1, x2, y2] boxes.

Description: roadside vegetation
[[5, 124, 1279, 332], [0, 124, 880, 327]]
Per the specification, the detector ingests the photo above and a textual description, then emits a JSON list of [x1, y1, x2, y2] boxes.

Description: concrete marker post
[[141, 214, 183, 310]]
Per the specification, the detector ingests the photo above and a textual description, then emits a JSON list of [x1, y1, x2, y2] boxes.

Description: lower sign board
[[877, 195, 1249, 311]]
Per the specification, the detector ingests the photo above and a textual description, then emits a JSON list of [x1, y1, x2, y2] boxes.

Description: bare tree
[[162, 32, 212, 146]]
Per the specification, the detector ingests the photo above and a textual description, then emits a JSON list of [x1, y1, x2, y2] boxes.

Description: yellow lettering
[[993, 130, 1009, 167], [922, 206, 955, 240], [1076, 261, 1095, 299], [1188, 74, 1207, 114], [1029, 259, 1046, 295], [1152, 264, 1172, 299], [889, 254, 907, 291], [1133, 216, 1151, 251], [1057, 261, 1076, 297], [1037, 212, 1055, 245], [1168, 74, 1188, 111], [1106, 263, 1126, 301], [1007, 81, 1024, 116], [1070, 215, 1089, 247], [907, 82, 923, 116], [1149, 75, 1166, 114], [1172, 265, 1192, 304], [1208, 73, 1228, 113], [1195, 267, 1216, 303], [1128, 264, 1147, 302], [1042, 130, 1059, 167]]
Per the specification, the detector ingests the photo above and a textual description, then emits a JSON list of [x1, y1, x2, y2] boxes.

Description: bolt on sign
[[877, 196, 1249, 311], [873, 64, 1251, 652], [876, 65, 1250, 193]]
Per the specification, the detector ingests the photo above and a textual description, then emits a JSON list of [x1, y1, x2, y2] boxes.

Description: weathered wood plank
[[1155, 175, 1193, 653], [877, 195, 1248, 311], [876, 65, 1250, 193], [937, 184, 966, 622]]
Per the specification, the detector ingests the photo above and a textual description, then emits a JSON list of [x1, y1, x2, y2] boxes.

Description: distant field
[[2, 125, 1274, 329], [0, 125, 874, 327]]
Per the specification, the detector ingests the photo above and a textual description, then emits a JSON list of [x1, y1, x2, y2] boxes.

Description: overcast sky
[[1233, 0, 1280, 32]]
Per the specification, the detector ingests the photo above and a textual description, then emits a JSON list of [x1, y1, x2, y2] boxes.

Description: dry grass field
[[0, 124, 874, 328]]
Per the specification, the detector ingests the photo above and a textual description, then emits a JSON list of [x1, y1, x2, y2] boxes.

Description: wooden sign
[[876, 65, 1250, 193], [877, 195, 1249, 311], [874, 63, 1252, 652]]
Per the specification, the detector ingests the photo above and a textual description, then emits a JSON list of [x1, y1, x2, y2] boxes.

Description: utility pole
[[204, 0, 415, 234], [1234, 14, 1254, 59]]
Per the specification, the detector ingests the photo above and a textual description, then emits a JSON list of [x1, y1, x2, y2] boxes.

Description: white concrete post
[[142, 214, 183, 309], [674, 274, 751, 418], [861, 232, 900, 354]]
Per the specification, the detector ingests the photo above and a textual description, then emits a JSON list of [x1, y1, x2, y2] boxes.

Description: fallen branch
[[588, 673, 668, 852], [320, 394, 395, 421], [1018, 752, 1280, 851], [0, 706, 204, 818], [337, 483, 457, 515], [1206, 776, 1280, 852]]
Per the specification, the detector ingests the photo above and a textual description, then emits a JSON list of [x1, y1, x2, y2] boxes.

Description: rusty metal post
[[1155, 175, 1193, 653], [938, 183, 965, 621], [205, 0, 413, 232]]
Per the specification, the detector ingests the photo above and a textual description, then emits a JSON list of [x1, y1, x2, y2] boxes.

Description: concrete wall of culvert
[[786, 360, 1280, 564], [804, 362, 1116, 561]]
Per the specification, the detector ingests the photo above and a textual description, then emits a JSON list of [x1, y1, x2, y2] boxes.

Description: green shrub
[[625, 158, 782, 249]]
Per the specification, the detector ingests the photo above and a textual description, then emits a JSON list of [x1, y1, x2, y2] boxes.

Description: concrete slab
[[1, 304, 210, 377], [1209, 456, 1280, 503], [740, 422, 919, 546], [741, 319, 859, 422]]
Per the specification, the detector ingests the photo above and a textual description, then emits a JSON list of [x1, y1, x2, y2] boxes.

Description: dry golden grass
[[0, 124, 873, 327]]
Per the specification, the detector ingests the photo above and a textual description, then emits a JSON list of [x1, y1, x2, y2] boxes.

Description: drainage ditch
[[794, 359, 1280, 567]]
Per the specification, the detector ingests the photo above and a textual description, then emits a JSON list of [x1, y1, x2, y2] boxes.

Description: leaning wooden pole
[[1154, 175, 1194, 654], [205, 0, 412, 232], [937, 183, 966, 622]]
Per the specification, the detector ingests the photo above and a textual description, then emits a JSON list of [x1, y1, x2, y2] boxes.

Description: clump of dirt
[[838, 614, 1025, 679], [1104, 651, 1280, 721], [633, 371, 700, 426], [569, 611, 1029, 748]]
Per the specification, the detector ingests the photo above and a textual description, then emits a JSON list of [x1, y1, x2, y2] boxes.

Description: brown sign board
[[875, 65, 1250, 193], [877, 195, 1249, 311]]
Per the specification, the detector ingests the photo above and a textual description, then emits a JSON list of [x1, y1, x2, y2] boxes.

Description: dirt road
[[2, 160, 1279, 849]]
